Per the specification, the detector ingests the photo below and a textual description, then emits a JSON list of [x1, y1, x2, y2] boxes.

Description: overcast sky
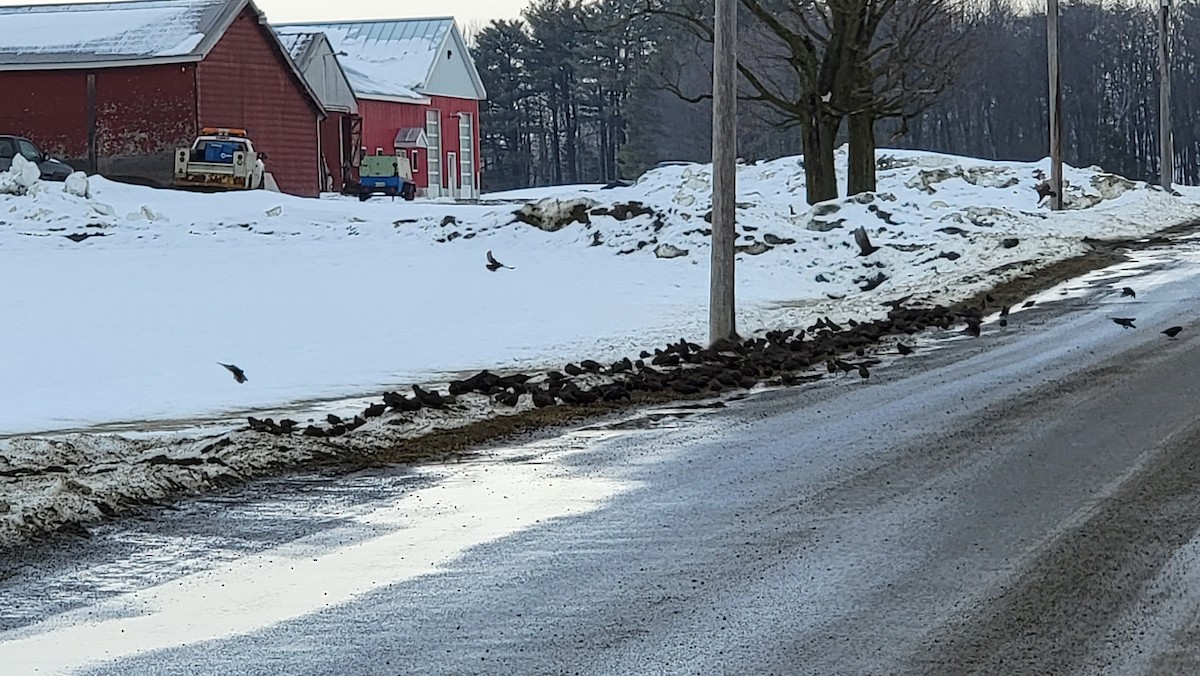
[[0, 0, 528, 25]]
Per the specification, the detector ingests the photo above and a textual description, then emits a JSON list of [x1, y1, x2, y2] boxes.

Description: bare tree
[[644, 0, 967, 203]]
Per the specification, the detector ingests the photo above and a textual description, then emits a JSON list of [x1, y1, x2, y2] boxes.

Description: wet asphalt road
[[9, 249, 1200, 674]]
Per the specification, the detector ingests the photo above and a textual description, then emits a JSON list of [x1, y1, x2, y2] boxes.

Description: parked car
[[0, 135, 73, 181]]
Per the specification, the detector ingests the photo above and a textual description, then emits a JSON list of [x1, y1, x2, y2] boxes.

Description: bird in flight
[[853, 226, 880, 257], [1111, 317, 1136, 329], [486, 250, 514, 271], [1163, 326, 1183, 339], [218, 363, 247, 383]]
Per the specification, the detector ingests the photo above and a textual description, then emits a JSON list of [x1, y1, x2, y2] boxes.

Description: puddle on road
[[0, 401, 718, 674]]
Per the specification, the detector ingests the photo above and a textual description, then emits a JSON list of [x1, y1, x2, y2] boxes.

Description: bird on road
[[1112, 317, 1137, 329], [897, 343, 914, 356], [1163, 326, 1183, 339], [1121, 287, 1136, 298], [857, 363, 870, 381], [964, 319, 982, 338], [218, 363, 247, 384], [486, 250, 514, 271]]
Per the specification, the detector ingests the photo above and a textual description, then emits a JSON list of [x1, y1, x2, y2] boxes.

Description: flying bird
[[1163, 326, 1183, 339], [218, 362, 247, 384], [1112, 317, 1137, 329], [486, 250, 514, 271], [853, 226, 880, 257], [1121, 287, 1136, 298]]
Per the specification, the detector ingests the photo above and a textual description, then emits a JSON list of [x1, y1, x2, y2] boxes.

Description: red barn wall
[[0, 70, 90, 162], [320, 111, 353, 192], [198, 8, 321, 196], [359, 96, 481, 195], [0, 65, 195, 185], [95, 64, 196, 183]]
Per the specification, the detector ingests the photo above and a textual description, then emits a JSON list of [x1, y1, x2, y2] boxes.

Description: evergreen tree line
[[473, 0, 1200, 193]]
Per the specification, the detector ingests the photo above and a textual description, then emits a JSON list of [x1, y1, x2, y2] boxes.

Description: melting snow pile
[[1, 148, 1198, 544]]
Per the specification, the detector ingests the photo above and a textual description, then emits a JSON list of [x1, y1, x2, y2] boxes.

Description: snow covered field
[[1, 148, 1199, 542], [3, 148, 1194, 437]]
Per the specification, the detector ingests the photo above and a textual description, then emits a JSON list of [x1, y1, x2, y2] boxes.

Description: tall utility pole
[[710, 0, 737, 343], [1047, 0, 1064, 210], [1160, 0, 1173, 190]]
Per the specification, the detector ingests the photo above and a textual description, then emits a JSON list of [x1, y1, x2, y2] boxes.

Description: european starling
[[857, 364, 870, 381], [1112, 317, 1137, 329], [486, 250, 514, 271], [897, 343, 914, 356], [964, 319, 982, 338], [1163, 326, 1183, 339], [853, 226, 881, 257], [1121, 287, 1136, 298], [218, 363, 247, 384]]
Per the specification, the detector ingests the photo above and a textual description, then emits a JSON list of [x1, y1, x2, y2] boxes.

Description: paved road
[[7, 247, 1200, 674]]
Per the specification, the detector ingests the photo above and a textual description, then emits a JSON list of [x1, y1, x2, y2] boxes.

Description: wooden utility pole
[[1047, 0, 1063, 210], [710, 0, 737, 343], [1160, 0, 1173, 190]]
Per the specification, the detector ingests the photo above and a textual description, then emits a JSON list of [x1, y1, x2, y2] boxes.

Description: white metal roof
[[0, 0, 235, 68], [275, 17, 486, 104], [0, 0, 326, 116]]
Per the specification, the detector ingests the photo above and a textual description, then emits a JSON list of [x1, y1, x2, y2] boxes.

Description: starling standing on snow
[[1163, 326, 1183, 339], [218, 363, 247, 384], [897, 343, 914, 356], [1121, 287, 1136, 298], [1112, 317, 1137, 329], [486, 250, 514, 271]]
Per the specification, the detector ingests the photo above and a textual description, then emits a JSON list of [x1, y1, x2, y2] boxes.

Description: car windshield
[[16, 139, 40, 162], [0, 139, 14, 160]]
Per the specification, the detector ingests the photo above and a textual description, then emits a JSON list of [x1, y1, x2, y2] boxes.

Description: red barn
[[276, 30, 359, 193], [0, 0, 325, 197], [276, 18, 487, 199]]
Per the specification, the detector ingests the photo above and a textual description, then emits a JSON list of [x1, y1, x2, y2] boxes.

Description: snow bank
[[0, 149, 1195, 441], [0, 148, 1198, 541]]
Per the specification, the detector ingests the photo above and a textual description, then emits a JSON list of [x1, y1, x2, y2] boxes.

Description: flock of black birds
[[234, 293, 1029, 438], [224, 242, 1187, 440], [1110, 285, 1184, 338]]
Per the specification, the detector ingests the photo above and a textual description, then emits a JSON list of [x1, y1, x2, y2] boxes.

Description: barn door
[[344, 115, 362, 187], [458, 112, 474, 199], [425, 110, 442, 198]]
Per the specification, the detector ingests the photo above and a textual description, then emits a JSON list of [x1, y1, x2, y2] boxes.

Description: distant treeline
[[473, 0, 1200, 191]]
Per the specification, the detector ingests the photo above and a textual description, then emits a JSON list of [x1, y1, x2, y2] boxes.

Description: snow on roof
[[275, 32, 314, 64], [0, 0, 237, 67], [275, 18, 455, 103]]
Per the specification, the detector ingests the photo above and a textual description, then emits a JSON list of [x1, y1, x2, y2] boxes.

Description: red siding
[[0, 71, 89, 161], [95, 64, 195, 181], [198, 8, 321, 196], [358, 95, 481, 195], [320, 111, 353, 192], [0, 65, 194, 182]]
